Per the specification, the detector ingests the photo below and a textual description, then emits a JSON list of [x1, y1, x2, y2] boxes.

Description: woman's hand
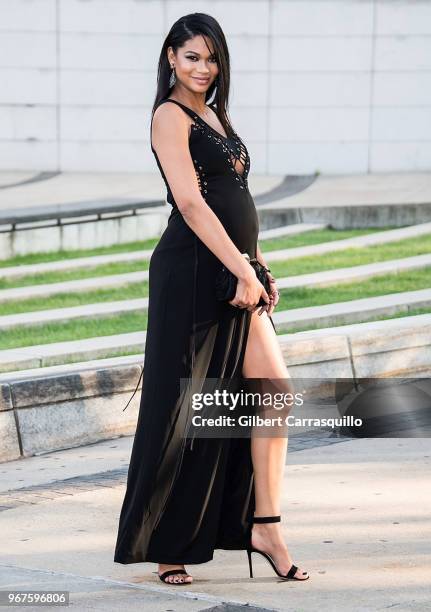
[[264, 271, 279, 317], [229, 268, 270, 313]]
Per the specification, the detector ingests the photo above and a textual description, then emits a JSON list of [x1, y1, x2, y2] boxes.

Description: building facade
[[0, 0, 430, 174]]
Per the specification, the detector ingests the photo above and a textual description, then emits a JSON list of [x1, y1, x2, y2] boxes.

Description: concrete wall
[[0, 0, 430, 174], [0, 205, 169, 258]]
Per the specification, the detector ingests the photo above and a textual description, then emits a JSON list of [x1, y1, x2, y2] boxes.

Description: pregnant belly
[[208, 188, 259, 257], [154, 185, 259, 261]]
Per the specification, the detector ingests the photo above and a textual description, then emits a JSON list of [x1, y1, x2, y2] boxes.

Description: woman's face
[[168, 35, 218, 92]]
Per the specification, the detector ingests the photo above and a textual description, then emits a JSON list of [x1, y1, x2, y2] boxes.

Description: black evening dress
[[114, 97, 276, 565]]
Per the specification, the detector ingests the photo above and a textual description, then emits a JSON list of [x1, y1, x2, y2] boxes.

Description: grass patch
[[0, 227, 391, 270], [1, 267, 430, 350], [1, 230, 429, 291], [0, 283, 148, 317], [274, 267, 431, 311], [281, 305, 431, 334], [259, 226, 395, 252], [0, 238, 159, 269], [0, 312, 148, 351], [7, 305, 431, 372], [0, 260, 150, 289], [267, 233, 431, 277], [0, 232, 429, 317]]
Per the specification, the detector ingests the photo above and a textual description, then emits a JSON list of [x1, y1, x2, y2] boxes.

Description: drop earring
[[169, 64, 176, 88]]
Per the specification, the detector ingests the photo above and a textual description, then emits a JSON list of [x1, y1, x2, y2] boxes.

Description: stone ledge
[[11, 363, 143, 409], [0, 383, 12, 411], [0, 315, 430, 462]]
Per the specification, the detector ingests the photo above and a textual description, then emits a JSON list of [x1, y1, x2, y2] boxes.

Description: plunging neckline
[[165, 98, 232, 141], [162, 97, 249, 183]]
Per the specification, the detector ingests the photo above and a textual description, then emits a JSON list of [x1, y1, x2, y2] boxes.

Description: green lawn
[[0, 225, 394, 273], [1, 267, 429, 350], [0, 312, 148, 351], [259, 226, 395, 252], [0, 260, 150, 289], [0, 238, 159, 268], [0, 231, 429, 291], [0, 283, 148, 317], [6, 304, 431, 371], [277, 305, 431, 334], [274, 267, 430, 311], [267, 233, 431, 277]]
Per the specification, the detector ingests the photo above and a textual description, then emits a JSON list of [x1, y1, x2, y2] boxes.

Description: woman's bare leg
[[242, 309, 308, 579]]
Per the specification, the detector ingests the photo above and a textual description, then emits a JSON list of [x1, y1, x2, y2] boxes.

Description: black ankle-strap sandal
[[158, 568, 191, 585], [246, 515, 309, 581]]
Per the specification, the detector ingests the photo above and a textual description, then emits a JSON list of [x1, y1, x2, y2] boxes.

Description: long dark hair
[[152, 13, 235, 138]]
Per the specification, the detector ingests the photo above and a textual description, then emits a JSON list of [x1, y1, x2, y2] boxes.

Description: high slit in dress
[[114, 97, 276, 565]]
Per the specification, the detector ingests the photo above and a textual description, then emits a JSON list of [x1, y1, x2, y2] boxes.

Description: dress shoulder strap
[[157, 98, 197, 120]]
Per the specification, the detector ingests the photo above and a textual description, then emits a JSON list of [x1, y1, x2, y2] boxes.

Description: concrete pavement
[[1, 171, 431, 213], [0, 433, 430, 611], [0, 172, 284, 212]]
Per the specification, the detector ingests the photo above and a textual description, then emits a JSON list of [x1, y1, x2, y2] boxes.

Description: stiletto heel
[[246, 515, 309, 581], [247, 548, 253, 578]]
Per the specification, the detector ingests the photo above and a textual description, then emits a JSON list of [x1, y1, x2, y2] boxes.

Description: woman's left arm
[[256, 243, 268, 269], [255, 242, 280, 315]]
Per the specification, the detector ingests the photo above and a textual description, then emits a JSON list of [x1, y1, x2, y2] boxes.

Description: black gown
[[114, 97, 276, 565]]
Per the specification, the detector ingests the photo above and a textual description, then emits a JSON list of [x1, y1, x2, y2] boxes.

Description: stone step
[[0, 331, 146, 372], [276, 254, 431, 289], [1, 289, 430, 372], [272, 288, 431, 333], [0, 298, 148, 330], [0, 352, 145, 382], [0, 223, 324, 280], [0, 249, 154, 280], [2, 312, 429, 384], [263, 221, 431, 261], [257, 222, 326, 239], [1, 222, 429, 304], [2, 312, 431, 461], [0, 271, 149, 303], [1, 255, 430, 329]]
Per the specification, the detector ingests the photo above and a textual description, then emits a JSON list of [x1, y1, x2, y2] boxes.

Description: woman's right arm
[[151, 103, 269, 312]]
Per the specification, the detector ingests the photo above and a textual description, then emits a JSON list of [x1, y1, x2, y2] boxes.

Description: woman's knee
[[242, 310, 287, 379]]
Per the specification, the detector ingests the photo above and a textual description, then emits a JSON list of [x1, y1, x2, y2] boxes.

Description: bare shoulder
[[152, 101, 190, 143]]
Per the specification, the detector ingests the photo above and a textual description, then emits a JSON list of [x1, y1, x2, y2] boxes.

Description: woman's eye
[[187, 56, 217, 63]]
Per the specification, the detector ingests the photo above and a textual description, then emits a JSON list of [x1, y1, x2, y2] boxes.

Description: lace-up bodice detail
[[189, 109, 250, 188], [151, 98, 251, 207]]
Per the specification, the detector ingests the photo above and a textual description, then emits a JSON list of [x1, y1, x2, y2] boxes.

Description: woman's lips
[[194, 77, 210, 83]]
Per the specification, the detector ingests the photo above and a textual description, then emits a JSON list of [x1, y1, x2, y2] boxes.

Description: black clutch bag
[[215, 253, 272, 308]]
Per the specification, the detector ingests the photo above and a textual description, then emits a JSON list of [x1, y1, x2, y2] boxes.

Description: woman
[[114, 13, 309, 586]]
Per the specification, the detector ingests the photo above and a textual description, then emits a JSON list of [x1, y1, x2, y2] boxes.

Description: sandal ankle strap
[[253, 515, 281, 523]]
